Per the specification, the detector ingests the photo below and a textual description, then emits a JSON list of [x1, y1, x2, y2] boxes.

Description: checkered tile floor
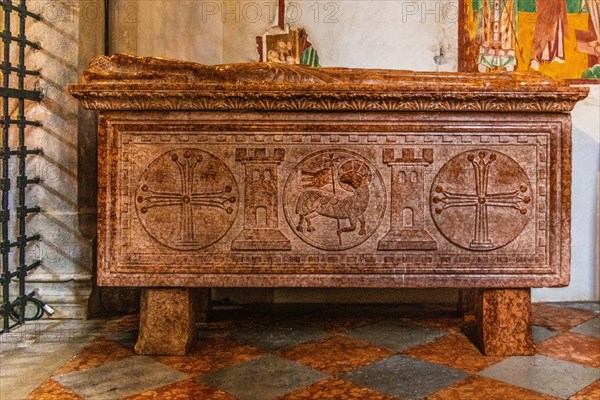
[[6, 302, 600, 400]]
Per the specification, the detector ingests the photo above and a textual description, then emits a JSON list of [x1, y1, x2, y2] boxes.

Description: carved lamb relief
[[283, 149, 386, 251]]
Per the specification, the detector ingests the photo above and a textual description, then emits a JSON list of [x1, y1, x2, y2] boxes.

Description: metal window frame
[[0, 0, 42, 334]]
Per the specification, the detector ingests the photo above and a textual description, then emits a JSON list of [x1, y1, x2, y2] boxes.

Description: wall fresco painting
[[465, 0, 600, 80]]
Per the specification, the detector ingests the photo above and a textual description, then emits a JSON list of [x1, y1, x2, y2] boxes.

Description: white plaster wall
[[129, 0, 458, 69], [532, 86, 600, 302], [131, 0, 276, 64], [126, 0, 225, 64], [288, 0, 458, 71], [222, 0, 278, 63]]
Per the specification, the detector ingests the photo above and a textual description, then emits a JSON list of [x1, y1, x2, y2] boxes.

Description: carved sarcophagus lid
[[71, 54, 587, 112], [70, 54, 588, 288]]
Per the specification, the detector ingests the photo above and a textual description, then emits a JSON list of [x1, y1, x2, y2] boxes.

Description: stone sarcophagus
[[70, 55, 588, 356]]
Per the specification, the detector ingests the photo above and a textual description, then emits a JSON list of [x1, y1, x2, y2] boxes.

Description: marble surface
[[0, 320, 103, 400], [345, 319, 447, 352], [404, 334, 506, 373], [280, 334, 394, 375], [198, 355, 328, 400], [341, 355, 469, 400], [4, 302, 599, 400], [570, 317, 600, 338], [532, 325, 560, 344], [479, 355, 600, 399], [70, 54, 585, 293], [228, 322, 328, 351], [55, 356, 187, 400]]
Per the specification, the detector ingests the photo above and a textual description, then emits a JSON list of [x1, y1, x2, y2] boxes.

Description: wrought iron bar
[[0, 0, 42, 333], [0, 87, 41, 100], [0, 0, 39, 20]]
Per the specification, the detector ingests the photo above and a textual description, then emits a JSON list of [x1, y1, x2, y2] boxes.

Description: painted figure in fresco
[[531, 0, 569, 69], [476, 0, 518, 72], [584, 0, 600, 56], [575, 0, 600, 78]]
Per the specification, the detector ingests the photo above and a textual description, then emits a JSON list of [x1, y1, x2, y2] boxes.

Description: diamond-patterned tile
[[103, 314, 140, 333], [294, 311, 385, 333], [340, 355, 469, 400], [405, 334, 505, 373], [378, 303, 459, 319], [551, 302, 600, 315], [571, 317, 600, 338], [280, 335, 394, 375], [536, 332, 600, 368], [533, 325, 559, 344], [18, 303, 600, 400], [103, 329, 139, 349], [410, 315, 465, 334], [244, 303, 325, 318], [210, 305, 287, 329], [1, 341, 92, 400], [41, 320, 105, 342], [228, 322, 328, 351], [56, 337, 135, 374], [479, 355, 600, 399], [427, 375, 559, 400], [345, 319, 447, 352], [55, 356, 188, 400], [122, 378, 237, 400], [276, 379, 396, 400], [25, 379, 83, 400], [198, 355, 328, 400], [154, 336, 263, 375], [570, 379, 600, 400], [532, 304, 596, 332]]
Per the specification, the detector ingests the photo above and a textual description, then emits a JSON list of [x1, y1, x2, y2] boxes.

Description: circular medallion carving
[[430, 149, 532, 251], [283, 149, 386, 251], [135, 149, 238, 250]]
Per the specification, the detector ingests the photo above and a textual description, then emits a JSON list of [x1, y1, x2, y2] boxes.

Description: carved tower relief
[[378, 148, 437, 250], [232, 148, 291, 250]]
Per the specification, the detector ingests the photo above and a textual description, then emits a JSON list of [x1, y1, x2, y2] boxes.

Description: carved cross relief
[[430, 150, 533, 251], [135, 149, 238, 250], [133, 146, 534, 253]]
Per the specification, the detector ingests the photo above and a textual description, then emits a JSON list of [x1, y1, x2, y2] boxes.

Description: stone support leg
[[474, 288, 535, 356], [135, 288, 199, 356]]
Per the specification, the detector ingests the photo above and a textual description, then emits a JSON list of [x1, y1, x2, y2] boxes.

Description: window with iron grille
[[0, 0, 43, 333]]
